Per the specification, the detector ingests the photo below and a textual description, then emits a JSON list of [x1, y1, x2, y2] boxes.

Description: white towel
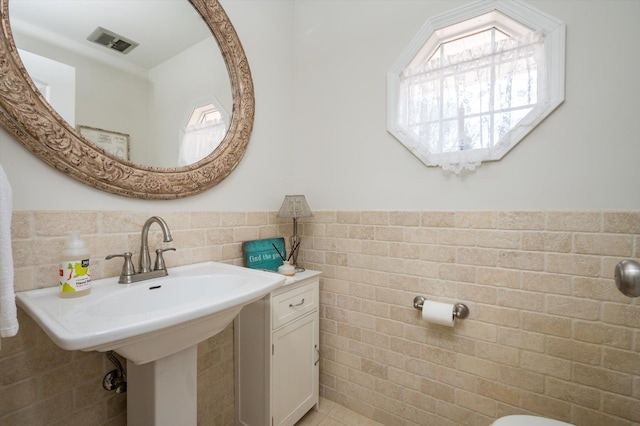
[[0, 164, 18, 349]]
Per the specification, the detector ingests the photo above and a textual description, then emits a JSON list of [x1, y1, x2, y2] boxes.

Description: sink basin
[[16, 261, 285, 365]]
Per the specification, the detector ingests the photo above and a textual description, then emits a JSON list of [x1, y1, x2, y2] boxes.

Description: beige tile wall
[[1, 210, 283, 426], [302, 211, 640, 426], [3, 210, 640, 426]]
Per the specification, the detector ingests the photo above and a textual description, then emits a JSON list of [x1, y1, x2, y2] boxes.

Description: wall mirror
[[0, 0, 254, 199]]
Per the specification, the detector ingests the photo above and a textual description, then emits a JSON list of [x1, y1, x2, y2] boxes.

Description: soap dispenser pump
[[59, 231, 91, 298]]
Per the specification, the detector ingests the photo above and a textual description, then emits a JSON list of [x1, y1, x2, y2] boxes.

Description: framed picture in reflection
[[78, 125, 130, 160]]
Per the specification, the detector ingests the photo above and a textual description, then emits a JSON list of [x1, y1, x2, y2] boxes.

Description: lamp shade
[[277, 195, 313, 219]]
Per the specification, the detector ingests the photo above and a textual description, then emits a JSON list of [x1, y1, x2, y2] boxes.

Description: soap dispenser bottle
[[59, 231, 91, 298]]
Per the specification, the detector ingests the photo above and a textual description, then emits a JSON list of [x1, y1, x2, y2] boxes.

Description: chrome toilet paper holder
[[413, 296, 470, 320]]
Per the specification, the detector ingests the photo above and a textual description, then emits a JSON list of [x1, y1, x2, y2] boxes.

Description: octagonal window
[[388, 0, 565, 173], [178, 96, 229, 166]]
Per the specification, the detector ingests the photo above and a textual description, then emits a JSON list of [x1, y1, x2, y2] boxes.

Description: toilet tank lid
[[492, 415, 575, 426]]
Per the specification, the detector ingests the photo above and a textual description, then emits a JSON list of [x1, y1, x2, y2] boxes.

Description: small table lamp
[[277, 195, 313, 272]]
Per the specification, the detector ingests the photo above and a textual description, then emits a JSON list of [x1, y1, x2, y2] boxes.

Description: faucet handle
[[105, 252, 136, 282], [154, 248, 176, 272]]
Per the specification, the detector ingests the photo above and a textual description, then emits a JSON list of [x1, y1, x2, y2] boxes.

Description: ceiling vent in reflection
[[87, 27, 139, 54]]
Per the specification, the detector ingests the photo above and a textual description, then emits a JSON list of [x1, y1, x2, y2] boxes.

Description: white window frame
[[387, 0, 566, 173], [178, 95, 230, 166]]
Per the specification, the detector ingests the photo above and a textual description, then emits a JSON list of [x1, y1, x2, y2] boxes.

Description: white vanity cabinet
[[235, 270, 321, 426]]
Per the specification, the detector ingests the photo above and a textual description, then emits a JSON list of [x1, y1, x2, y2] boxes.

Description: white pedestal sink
[[16, 261, 285, 425], [127, 346, 198, 425]]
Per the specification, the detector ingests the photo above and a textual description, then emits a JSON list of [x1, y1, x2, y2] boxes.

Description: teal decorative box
[[243, 238, 286, 271]]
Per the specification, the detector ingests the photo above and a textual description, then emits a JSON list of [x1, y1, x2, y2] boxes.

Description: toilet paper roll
[[421, 300, 455, 327]]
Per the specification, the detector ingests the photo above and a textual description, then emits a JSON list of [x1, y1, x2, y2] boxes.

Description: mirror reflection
[[9, 0, 233, 168]]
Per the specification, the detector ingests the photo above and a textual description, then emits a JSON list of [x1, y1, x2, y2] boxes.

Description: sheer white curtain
[[398, 31, 547, 173], [178, 119, 226, 166]]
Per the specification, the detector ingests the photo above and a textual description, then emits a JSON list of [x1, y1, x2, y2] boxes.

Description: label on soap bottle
[[59, 259, 91, 293]]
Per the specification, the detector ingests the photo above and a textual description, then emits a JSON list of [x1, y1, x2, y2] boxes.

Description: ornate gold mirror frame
[[0, 0, 254, 199]]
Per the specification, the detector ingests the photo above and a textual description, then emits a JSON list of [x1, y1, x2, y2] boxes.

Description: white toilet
[[491, 415, 575, 426]]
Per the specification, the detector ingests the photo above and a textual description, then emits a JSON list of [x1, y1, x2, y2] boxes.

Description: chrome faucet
[[139, 216, 173, 273], [106, 216, 176, 284]]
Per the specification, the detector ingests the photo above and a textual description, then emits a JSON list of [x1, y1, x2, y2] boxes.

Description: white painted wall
[[293, 0, 640, 210], [148, 37, 232, 167], [1, 1, 638, 212]]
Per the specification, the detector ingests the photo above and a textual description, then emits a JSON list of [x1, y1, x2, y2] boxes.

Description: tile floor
[[295, 397, 385, 426]]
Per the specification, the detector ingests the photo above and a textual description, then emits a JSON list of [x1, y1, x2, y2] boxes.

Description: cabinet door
[[272, 313, 319, 426]]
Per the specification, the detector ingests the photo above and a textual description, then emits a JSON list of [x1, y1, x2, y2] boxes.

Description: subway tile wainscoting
[[1, 210, 640, 425]]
